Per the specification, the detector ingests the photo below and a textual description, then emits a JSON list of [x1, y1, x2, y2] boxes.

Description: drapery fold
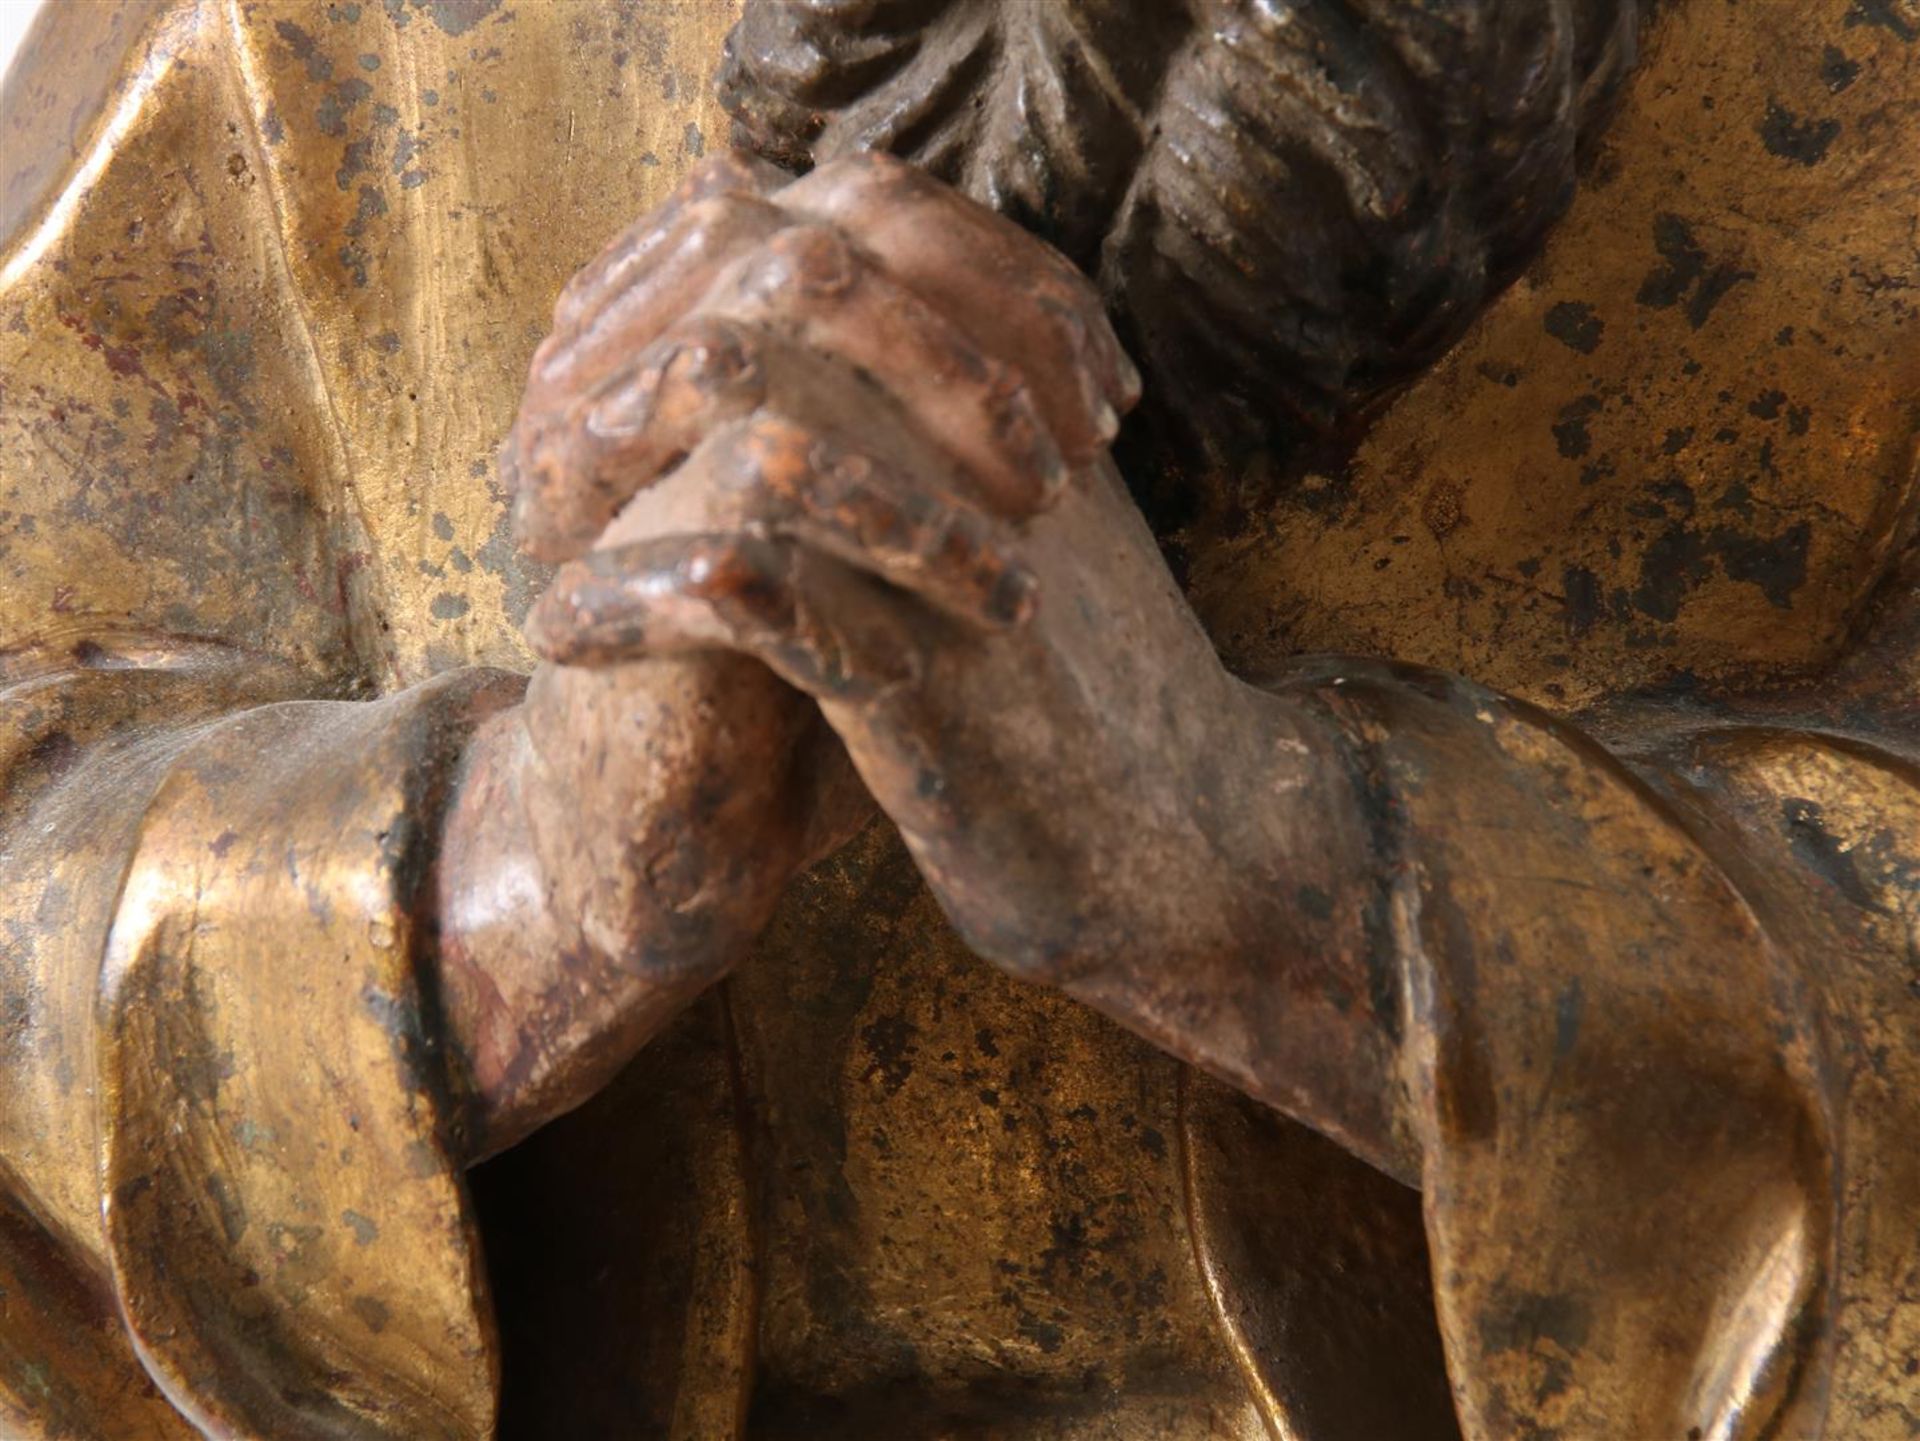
[[98, 670, 521, 1438], [0, 654, 519, 1435], [1299, 663, 1917, 1439]]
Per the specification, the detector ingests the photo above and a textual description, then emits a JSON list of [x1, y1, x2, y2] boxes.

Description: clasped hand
[[507, 150, 1254, 986]]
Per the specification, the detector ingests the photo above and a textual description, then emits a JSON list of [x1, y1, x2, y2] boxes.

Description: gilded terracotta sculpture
[[0, 0, 1915, 1436]]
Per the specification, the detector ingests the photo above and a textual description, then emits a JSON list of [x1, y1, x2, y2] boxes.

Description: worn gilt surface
[[0, 1, 1915, 1438]]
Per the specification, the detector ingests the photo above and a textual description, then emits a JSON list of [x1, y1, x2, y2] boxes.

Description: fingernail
[[766, 225, 858, 299], [994, 385, 1067, 507], [586, 361, 665, 438], [986, 565, 1039, 627]]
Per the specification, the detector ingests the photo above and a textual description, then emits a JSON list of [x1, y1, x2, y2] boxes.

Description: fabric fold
[[1320, 668, 1843, 1440], [97, 669, 521, 1438]]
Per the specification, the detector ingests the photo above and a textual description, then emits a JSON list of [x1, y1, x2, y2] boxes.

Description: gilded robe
[[0, 1, 1915, 1437]]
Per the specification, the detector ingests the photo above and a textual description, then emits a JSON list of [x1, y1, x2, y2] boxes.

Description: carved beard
[[719, 0, 1639, 535]]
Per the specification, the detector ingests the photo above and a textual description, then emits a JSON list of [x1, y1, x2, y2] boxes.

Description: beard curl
[[719, 0, 1639, 534]]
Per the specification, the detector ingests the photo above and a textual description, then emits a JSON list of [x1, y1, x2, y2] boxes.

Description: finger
[[513, 294, 1059, 575], [728, 413, 1038, 629], [532, 398, 1036, 633], [511, 316, 767, 561], [529, 534, 921, 704], [532, 189, 791, 394], [717, 224, 1069, 516], [783, 152, 1142, 460], [552, 150, 785, 333], [528, 532, 793, 663]]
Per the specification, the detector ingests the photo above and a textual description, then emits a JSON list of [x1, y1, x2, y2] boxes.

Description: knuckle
[[531, 327, 582, 385], [1042, 311, 1122, 445], [508, 412, 619, 552], [983, 370, 1068, 503], [823, 148, 913, 185], [816, 460, 906, 545], [825, 151, 961, 228], [769, 224, 860, 297], [677, 150, 768, 201], [683, 536, 795, 635], [552, 266, 607, 329], [668, 316, 766, 393], [1034, 289, 1094, 359], [585, 319, 766, 441], [681, 193, 782, 253], [741, 222, 861, 302], [1033, 277, 1111, 360], [806, 432, 868, 487], [679, 192, 742, 231], [679, 534, 767, 599], [983, 559, 1040, 628], [512, 413, 575, 501], [528, 330, 568, 380], [510, 483, 580, 561], [858, 149, 942, 206], [1032, 275, 1140, 411], [581, 366, 663, 442], [738, 412, 824, 502]]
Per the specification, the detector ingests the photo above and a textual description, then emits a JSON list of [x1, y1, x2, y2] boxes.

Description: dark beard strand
[[716, 0, 1640, 533]]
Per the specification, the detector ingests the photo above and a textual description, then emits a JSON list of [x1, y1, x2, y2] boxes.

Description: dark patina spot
[[858, 1013, 918, 1094], [383, 0, 502, 36], [1845, 0, 1919, 42], [1477, 1287, 1594, 1358], [1821, 45, 1862, 92], [1758, 100, 1842, 166], [1543, 300, 1604, 354], [351, 1295, 391, 1332], [1553, 979, 1584, 1059], [1709, 521, 1808, 608], [1297, 883, 1335, 920], [316, 78, 373, 138], [1636, 214, 1754, 329], [274, 20, 334, 82], [1632, 524, 1711, 622], [1559, 567, 1605, 637], [1551, 395, 1602, 459]]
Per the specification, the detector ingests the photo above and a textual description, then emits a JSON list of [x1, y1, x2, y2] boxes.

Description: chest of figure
[[681, 823, 1452, 1440], [724, 825, 1266, 1436], [1185, 0, 1919, 713]]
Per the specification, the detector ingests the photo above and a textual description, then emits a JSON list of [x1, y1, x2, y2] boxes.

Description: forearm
[[1030, 671, 1424, 1184], [1063, 651, 1831, 1212]]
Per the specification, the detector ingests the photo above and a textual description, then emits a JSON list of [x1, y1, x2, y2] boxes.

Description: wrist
[[518, 655, 809, 962], [435, 658, 814, 1156], [1048, 676, 1420, 1179]]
